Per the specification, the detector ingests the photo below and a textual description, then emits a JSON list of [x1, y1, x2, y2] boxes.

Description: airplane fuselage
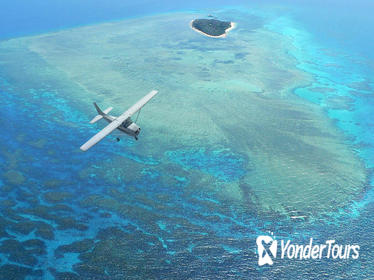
[[102, 114, 140, 139]]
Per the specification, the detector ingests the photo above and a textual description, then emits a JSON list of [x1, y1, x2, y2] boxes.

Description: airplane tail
[[89, 103, 113, 124]]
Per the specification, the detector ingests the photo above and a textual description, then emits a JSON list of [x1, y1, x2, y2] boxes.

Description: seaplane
[[80, 90, 158, 151]]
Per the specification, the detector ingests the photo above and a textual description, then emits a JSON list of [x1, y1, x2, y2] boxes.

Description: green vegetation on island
[[191, 19, 234, 37]]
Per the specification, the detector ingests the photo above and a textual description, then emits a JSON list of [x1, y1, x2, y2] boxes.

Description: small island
[[190, 19, 236, 38]]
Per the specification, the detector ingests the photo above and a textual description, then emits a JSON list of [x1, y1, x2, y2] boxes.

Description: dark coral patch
[[55, 239, 94, 258], [0, 239, 38, 266], [73, 227, 170, 279], [0, 264, 34, 280], [43, 191, 72, 203]]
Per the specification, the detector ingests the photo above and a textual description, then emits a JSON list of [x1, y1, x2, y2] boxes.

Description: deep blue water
[[0, 0, 374, 279]]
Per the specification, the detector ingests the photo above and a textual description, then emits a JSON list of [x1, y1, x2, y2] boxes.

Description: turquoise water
[[0, 1, 374, 279], [267, 14, 374, 203]]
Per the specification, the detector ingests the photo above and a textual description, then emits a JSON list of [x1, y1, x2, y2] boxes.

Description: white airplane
[[80, 90, 158, 151]]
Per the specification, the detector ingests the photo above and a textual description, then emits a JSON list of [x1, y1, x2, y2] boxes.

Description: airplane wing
[[80, 90, 158, 151], [119, 90, 159, 120]]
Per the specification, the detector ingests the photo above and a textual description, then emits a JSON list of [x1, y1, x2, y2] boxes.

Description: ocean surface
[[0, 1, 373, 279]]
